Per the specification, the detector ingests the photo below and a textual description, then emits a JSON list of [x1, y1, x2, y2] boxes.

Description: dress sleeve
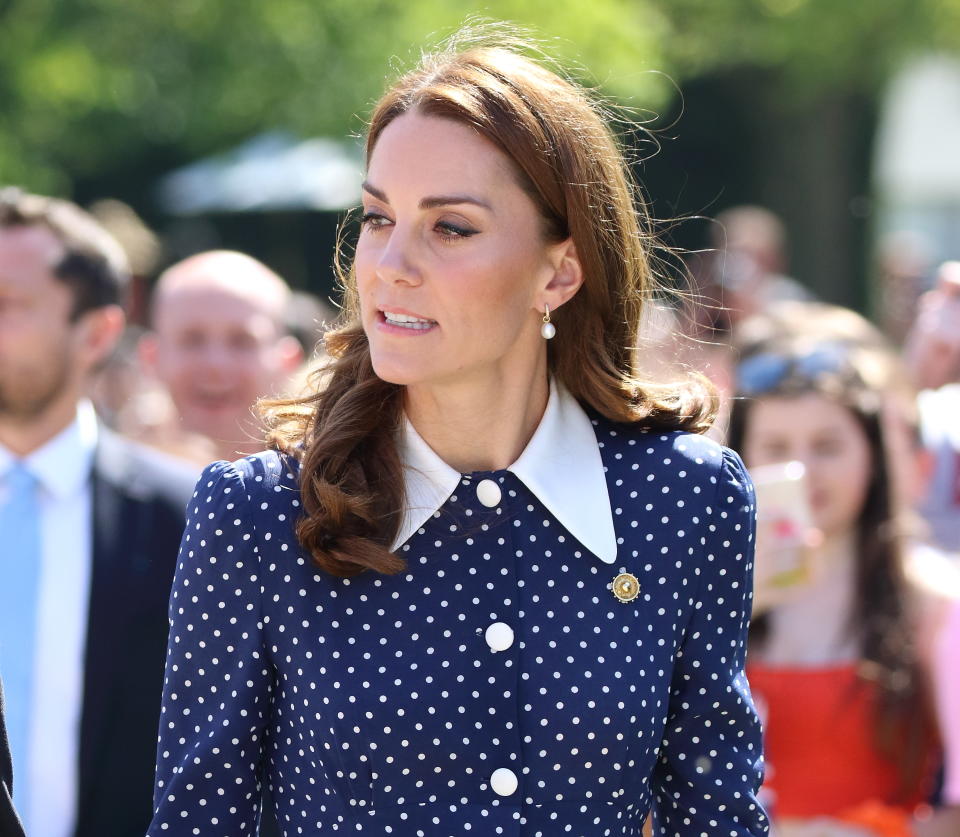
[[650, 448, 769, 836], [148, 460, 273, 836]]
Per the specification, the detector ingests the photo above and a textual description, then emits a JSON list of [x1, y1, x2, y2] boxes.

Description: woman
[[728, 319, 960, 837], [148, 32, 767, 836]]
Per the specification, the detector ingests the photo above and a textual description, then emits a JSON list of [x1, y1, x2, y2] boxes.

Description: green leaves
[[0, 0, 954, 198]]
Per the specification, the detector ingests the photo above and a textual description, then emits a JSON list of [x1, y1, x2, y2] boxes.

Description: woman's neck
[[813, 528, 860, 585], [756, 528, 862, 666], [404, 367, 550, 474]]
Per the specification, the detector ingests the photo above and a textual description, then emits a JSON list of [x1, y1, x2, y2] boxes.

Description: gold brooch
[[611, 572, 640, 603]]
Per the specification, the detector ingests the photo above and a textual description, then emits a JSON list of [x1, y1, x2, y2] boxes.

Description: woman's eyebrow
[[362, 181, 492, 211], [419, 194, 492, 211], [361, 181, 389, 202]]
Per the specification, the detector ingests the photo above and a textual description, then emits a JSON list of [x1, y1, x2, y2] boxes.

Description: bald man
[[140, 251, 303, 462]]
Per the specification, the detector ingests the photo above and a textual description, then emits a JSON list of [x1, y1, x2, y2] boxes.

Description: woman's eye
[[812, 438, 844, 457], [360, 211, 391, 230], [435, 220, 477, 239], [758, 442, 791, 460]]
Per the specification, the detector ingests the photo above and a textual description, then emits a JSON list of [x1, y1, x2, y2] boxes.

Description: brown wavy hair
[[727, 326, 936, 798], [263, 29, 717, 578]]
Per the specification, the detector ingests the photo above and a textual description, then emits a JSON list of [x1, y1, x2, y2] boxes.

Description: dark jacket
[[73, 429, 197, 837], [0, 678, 26, 837]]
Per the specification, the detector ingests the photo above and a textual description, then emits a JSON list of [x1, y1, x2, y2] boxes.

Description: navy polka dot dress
[[148, 397, 768, 836]]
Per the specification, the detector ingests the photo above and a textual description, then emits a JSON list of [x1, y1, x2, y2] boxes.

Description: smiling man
[[140, 250, 304, 463]]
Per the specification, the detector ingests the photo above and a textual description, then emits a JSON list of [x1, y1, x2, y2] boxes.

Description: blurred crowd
[[642, 206, 960, 837], [1, 186, 958, 837]]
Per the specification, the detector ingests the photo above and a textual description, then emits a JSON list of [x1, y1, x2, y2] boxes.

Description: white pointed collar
[[393, 379, 618, 564]]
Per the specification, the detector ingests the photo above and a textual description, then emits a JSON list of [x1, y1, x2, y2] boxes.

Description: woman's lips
[[376, 309, 438, 334]]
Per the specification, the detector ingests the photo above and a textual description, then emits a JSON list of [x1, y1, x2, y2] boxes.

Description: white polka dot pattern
[[148, 420, 768, 836]]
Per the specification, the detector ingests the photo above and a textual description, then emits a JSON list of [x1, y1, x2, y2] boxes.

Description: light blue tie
[[0, 462, 41, 818]]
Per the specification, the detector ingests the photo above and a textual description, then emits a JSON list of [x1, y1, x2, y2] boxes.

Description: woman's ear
[[541, 238, 584, 312]]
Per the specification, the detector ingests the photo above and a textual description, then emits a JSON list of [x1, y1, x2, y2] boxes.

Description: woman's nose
[[376, 227, 422, 287]]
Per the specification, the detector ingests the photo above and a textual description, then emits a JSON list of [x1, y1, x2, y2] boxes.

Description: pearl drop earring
[[541, 305, 556, 340]]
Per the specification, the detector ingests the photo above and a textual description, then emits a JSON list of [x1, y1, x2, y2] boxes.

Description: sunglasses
[[735, 343, 859, 396]]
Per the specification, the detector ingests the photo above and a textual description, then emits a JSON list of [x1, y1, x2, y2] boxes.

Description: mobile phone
[[750, 460, 814, 591]]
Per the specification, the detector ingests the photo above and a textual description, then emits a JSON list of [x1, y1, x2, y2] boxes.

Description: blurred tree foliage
[[0, 0, 957, 198], [662, 0, 960, 94], [0, 0, 668, 196]]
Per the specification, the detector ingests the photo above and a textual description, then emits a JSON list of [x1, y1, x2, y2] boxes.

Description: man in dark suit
[[0, 188, 196, 836], [1, 679, 26, 837]]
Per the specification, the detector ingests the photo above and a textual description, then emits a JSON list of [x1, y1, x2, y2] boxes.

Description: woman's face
[[741, 392, 874, 538], [355, 110, 573, 390]]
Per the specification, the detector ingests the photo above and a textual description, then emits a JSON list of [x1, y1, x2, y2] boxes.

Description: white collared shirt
[[0, 400, 97, 837], [394, 379, 618, 564]]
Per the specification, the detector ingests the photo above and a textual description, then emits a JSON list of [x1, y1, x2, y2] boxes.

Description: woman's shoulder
[[190, 450, 302, 508], [181, 451, 303, 567], [589, 412, 748, 489]]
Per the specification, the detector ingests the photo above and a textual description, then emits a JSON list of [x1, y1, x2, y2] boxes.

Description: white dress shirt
[[0, 400, 96, 837]]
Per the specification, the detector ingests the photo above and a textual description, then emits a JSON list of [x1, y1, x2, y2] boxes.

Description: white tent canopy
[[874, 55, 960, 202], [873, 55, 960, 266], [157, 132, 364, 215]]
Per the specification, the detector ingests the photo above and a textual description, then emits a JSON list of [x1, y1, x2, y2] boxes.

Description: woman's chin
[[370, 356, 432, 387]]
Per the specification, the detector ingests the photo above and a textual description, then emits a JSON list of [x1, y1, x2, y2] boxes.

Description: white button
[[490, 767, 518, 796], [484, 622, 514, 652], [476, 479, 502, 507]]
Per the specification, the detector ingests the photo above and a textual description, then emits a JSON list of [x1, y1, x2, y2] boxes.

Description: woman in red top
[[727, 304, 960, 837]]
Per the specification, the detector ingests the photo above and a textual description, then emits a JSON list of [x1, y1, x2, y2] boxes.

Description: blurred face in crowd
[[0, 224, 121, 447], [741, 392, 873, 538], [354, 110, 580, 391], [141, 252, 302, 449]]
